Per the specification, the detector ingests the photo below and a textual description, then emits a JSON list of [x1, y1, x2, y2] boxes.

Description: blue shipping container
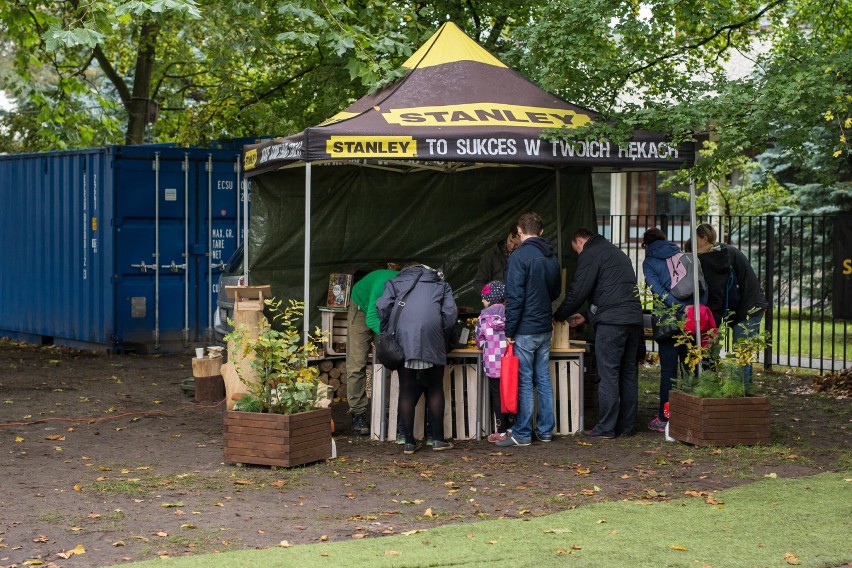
[[0, 145, 245, 352]]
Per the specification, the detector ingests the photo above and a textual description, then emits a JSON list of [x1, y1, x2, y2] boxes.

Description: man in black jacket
[[496, 212, 561, 447], [554, 228, 643, 438], [473, 224, 521, 295]]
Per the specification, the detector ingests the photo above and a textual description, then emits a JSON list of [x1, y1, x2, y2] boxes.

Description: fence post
[[660, 214, 669, 236], [764, 215, 775, 371]]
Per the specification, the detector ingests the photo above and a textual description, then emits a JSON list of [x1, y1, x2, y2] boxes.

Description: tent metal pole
[[304, 162, 312, 343], [689, 177, 701, 346], [555, 169, 562, 265], [242, 177, 249, 281]]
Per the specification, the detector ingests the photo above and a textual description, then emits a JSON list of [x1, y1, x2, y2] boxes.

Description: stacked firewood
[[312, 358, 377, 402]]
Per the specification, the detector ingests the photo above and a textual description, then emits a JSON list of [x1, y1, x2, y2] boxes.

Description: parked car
[[213, 244, 246, 343]]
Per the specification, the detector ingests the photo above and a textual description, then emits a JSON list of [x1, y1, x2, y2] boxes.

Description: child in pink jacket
[[475, 281, 515, 442]]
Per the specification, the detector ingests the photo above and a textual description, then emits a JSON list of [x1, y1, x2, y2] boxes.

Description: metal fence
[[598, 214, 851, 373]]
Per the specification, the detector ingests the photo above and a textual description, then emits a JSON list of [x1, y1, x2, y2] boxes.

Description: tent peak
[[402, 21, 507, 71]]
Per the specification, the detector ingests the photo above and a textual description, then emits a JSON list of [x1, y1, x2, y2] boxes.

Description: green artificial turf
[[120, 472, 851, 567]]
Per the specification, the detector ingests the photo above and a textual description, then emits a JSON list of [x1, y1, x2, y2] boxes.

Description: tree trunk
[[125, 20, 159, 145]]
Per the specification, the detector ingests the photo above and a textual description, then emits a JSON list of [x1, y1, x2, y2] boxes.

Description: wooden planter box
[[223, 408, 332, 467], [668, 390, 771, 446]]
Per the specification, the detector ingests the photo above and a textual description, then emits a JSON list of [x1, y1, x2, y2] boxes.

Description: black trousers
[[488, 377, 515, 433], [397, 365, 445, 444], [594, 324, 641, 436]]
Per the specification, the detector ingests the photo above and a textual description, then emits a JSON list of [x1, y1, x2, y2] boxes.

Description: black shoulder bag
[[375, 275, 422, 370]]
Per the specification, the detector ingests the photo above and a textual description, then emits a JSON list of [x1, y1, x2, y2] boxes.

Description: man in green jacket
[[347, 266, 400, 435]]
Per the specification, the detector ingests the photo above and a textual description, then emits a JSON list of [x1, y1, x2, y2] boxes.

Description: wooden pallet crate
[[383, 364, 478, 441], [319, 308, 348, 355]]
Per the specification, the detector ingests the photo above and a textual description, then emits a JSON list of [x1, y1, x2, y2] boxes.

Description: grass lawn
[[119, 472, 851, 568]]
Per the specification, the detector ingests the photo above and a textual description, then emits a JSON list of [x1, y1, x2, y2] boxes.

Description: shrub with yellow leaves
[[225, 298, 329, 414]]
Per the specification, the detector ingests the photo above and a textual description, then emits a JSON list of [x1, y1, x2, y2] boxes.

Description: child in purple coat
[[475, 280, 515, 442]]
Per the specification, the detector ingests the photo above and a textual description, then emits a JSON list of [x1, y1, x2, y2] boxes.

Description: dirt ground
[[1, 339, 850, 568]]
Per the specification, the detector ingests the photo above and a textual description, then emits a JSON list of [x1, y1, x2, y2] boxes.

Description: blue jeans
[[594, 324, 641, 436], [512, 333, 555, 441], [732, 311, 764, 391]]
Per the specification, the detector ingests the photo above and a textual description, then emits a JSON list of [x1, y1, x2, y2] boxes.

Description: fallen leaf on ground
[[384, 551, 400, 556], [112, 541, 125, 547], [277, 541, 291, 548], [670, 545, 687, 551], [423, 508, 434, 517], [45, 435, 65, 441], [351, 534, 367, 539], [784, 553, 800, 565], [57, 544, 86, 559]]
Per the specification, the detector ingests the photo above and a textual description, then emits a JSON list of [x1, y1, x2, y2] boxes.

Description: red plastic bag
[[500, 343, 519, 414]]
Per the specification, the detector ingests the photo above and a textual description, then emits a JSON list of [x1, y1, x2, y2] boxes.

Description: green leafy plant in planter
[[651, 293, 769, 397], [225, 298, 329, 414]]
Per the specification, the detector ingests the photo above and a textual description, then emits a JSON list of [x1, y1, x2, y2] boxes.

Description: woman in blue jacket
[[642, 228, 700, 432]]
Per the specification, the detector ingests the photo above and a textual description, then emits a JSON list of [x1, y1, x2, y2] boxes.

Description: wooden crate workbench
[[369, 345, 585, 441]]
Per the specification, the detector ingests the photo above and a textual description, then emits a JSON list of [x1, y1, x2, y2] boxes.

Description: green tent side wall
[[249, 164, 596, 330]]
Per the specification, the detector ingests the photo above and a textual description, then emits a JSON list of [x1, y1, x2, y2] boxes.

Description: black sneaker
[[431, 440, 454, 451], [581, 426, 616, 439], [351, 413, 369, 436], [535, 433, 553, 443], [403, 442, 423, 455]]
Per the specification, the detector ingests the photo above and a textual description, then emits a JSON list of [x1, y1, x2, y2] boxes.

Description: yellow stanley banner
[[381, 103, 593, 129], [244, 148, 258, 170], [327, 136, 417, 158]]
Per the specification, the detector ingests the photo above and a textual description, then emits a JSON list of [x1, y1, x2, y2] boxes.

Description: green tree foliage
[[0, 0, 540, 151], [516, 0, 852, 212]]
